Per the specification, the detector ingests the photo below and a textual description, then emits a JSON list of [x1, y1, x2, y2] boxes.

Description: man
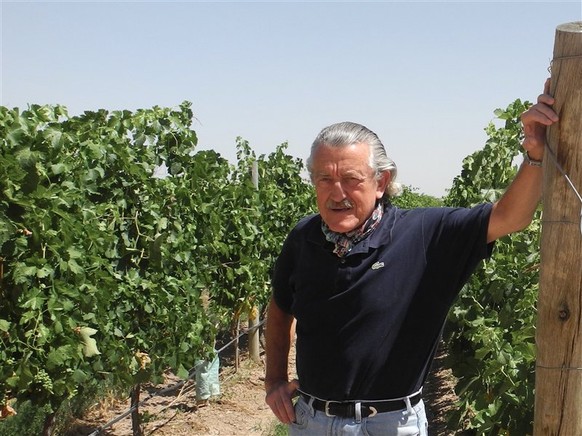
[[265, 87, 558, 435]]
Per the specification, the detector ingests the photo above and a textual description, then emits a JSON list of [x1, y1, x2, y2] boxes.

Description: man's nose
[[330, 180, 346, 200]]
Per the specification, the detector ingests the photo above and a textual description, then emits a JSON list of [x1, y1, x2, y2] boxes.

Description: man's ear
[[376, 171, 391, 199]]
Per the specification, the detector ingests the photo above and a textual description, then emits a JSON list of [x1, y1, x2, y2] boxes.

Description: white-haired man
[[265, 87, 557, 435]]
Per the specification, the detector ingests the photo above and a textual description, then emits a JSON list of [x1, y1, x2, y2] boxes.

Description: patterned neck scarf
[[321, 201, 384, 257]]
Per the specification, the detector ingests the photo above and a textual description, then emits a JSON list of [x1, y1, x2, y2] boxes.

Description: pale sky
[[2, 1, 581, 196]]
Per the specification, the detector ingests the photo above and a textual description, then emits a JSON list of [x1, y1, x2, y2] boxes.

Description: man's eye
[[344, 177, 362, 186]]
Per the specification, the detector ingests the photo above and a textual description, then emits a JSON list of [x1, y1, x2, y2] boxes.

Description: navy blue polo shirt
[[272, 202, 493, 401]]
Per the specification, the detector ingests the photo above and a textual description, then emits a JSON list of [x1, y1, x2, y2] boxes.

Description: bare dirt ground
[[66, 343, 458, 436], [66, 352, 278, 436]]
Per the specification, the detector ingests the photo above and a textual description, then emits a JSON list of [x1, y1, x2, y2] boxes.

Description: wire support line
[[544, 143, 582, 205], [536, 364, 582, 371], [543, 142, 582, 235], [541, 220, 581, 225], [548, 54, 582, 73], [88, 317, 266, 436], [553, 54, 582, 63], [216, 319, 266, 355]]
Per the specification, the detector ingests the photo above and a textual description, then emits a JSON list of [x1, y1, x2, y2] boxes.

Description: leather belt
[[300, 392, 422, 419]]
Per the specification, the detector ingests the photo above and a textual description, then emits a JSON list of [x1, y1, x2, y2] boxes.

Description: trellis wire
[[542, 143, 582, 234]]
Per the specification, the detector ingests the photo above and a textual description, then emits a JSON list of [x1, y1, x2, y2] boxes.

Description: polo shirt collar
[[307, 203, 397, 256]]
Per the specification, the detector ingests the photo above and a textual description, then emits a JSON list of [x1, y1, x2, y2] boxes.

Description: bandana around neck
[[321, 201, 384, 257]]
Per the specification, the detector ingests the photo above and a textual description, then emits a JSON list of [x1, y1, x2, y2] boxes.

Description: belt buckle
[[324, 401, 336, 417]]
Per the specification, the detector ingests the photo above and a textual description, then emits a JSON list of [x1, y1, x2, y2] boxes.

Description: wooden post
[[249, 305, 261, 363], [248, 160, 261, 364], [535, 21, 582, 435], [234, 317, 240, 371], [130, 384, 143, 436]]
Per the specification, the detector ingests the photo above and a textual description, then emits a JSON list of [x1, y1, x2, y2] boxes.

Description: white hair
[[306, 121, 402, 198]]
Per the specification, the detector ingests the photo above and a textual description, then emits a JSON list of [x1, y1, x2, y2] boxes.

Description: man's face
[[311, 142, 390, 233]]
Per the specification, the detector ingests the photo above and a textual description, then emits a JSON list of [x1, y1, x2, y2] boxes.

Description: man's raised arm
[[487, 86, 559, 242]]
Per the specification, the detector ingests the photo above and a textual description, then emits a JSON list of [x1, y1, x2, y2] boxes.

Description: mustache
[[326, 199, 354, 209]]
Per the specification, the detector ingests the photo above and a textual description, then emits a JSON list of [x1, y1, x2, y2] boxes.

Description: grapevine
[[444, 100, 539, 434], [0, 103, 314, 432]]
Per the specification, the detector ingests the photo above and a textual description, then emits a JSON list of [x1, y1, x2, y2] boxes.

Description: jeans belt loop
[[307, 396, 316, 418], [355, 402, 363, 423], [404, 396, 414, 415]]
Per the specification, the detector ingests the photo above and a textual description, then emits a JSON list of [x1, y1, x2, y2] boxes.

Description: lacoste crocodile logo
[[371, 261, 385, 270]]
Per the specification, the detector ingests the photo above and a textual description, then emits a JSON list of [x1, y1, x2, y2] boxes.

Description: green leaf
[[72, 369, 89, 383], [51, 163, 67, 175], [45, 128, 63, 147], [0, 319, 11, 332], [15, 147, 35, 167], [67, 247, 83, 259], [13, 264, 39, 284], [176, 364, 189, 380], [47, 345, 73, 368], [37, 265, 54, 278], [158, 217, 168, 230], [67, 259, 84, 274]]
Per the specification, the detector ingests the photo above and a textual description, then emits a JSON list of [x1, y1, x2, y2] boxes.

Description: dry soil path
[[67, 345, 458, 435]]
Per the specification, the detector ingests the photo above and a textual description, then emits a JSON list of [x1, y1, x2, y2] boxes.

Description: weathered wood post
[[248, 160, 261, 363], [535, 21, 582, 435]]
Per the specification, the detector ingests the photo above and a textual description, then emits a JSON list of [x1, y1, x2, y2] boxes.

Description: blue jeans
[[289, 396, 429, 436]]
